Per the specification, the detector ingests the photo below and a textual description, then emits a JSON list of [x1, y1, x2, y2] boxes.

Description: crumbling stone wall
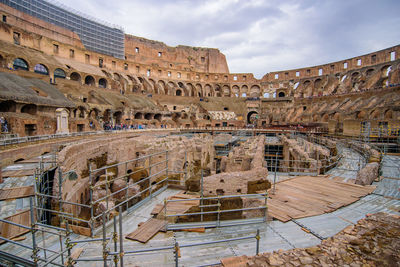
[[55, 133, 215, 216], [280, 135, 331, 173], [220, 135, 266, 172]]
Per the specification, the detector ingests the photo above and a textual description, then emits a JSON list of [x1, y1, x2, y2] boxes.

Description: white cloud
[[64, 0, 400, 79]]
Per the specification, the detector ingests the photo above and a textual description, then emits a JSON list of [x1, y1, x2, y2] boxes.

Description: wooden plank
[[0, 186, 34, 200], [126, 218, 167, 243], [0, 210, 31, 244], [151, 204, 164, 216], [267, 176, 374, 222], [70, 248, 84, 261]]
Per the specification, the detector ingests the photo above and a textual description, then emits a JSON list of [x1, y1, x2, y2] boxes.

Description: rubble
[[221, 212, 400, 267]]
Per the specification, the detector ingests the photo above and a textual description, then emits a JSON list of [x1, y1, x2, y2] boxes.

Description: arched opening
[[0, 55, 6, 68], [176, 89, 182, 96], [21, 104, 37, 115], [70, 72, 81, 82], [178, 82, 184, 88], [366, 68, 374, 77], [54, 68, 66, 79], [278, 92, 285, 98], [135, 112, 143, 120], [154, 114, 162, 121], [13, 58, 29, 71], [144, 113, 153, 120], [99, 78, 107, 88], [85, 75, 95, 86], [78, 106, 86, 118], [241, 93, 247, 97], [0, 100, 17, 112], [263, 92, 270, 98], [113, 111, 122, 124], [247, 111, 258, 124], [34, 64, 49, 75]]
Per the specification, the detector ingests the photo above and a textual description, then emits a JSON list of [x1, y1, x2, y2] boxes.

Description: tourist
[[0, 117, 8, 133]]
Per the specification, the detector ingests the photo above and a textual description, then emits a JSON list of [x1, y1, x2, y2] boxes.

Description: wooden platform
[[267, 176, 375, 222], [151, 193, 200, 220], [0, 210, 31, 244], [1, 169, 35, 178], [125, 218, 167, 243], [0, 186, 34, 200]]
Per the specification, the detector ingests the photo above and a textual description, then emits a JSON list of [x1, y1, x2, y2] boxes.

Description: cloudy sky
[[65, 0, 400, 78]]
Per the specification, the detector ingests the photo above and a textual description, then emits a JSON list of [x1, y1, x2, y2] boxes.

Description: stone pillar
[[56, 108, 69, 134]]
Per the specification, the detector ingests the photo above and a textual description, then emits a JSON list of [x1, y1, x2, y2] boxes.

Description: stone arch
[[247, 111, 258, 124], [167, 81, 177, 95], [176, 89, 182, 96], [88, 108, 100, 119], [102, 70, 112, 79], [0, 100, 17, 112], [214, 85, 222, 97], [70, 72, 81, 82], [204, 84, 213, 97], [187, 83, 195, 96], [366, 68, 375, 76], [34, 64, 49, 75], [222, 85, 230, 97], [351, 72, 360, 79], [85, 75, 95, 86], [196, 84, 203, 97], [357, 110, 367, 119], [154, 114, 162, 121], [149, 79, 157, 94], [113, 111, 123, 124], [232, 85, 240, 97], [77, 106, 86, 118], [278, 91, 285, 98], [13, 58, 29, 71], [0, 54, 6, 68], [370, 109, 380, 119], [135, 112, 143, 119], [54, 68, 66, 79], [250, 85, 260, 97], [98, 78, 108, 88], [381, 65, 392, 78], [241, 85, 248, 94], [321, 113, 329, 122], [21, 104, 37, 115], [158, 80, 167, 95], [384, 109, 393, 119]]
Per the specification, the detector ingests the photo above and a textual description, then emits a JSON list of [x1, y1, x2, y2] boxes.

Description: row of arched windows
[[10, 58, 286, 98]]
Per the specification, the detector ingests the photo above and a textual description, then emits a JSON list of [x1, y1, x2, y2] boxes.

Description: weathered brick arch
[[222, 85, 230, 97], [214, 84, 222, 97], [149, 79, 157, 94], [250, 85, 260, 97], [231, 85, 240, 97], [84, 75, 95, 86], [196, 83, 203, 97], [186, 83, 196, 97], [13, 57, 31, 71], [98, 78, 108, 88], [69, 72, 82, 83], [158, 79, 167, 95], [369, 109, 381, 119], [167, 81, 177, 96], [204, 84, 213, 97]]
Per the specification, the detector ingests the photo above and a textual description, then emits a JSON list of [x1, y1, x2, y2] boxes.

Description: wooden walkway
[[125, 218, 167, 243], [0, 210, 31, 244], [267, 176, 375, 222], [152, 193, 200, 220], [0, 186, 34, 201]]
